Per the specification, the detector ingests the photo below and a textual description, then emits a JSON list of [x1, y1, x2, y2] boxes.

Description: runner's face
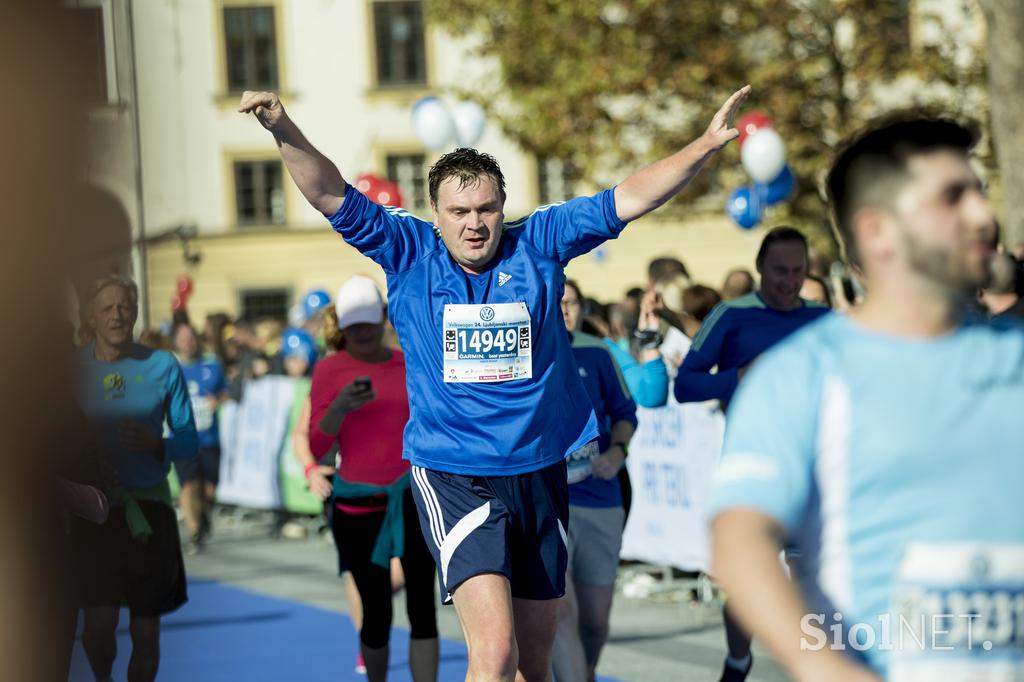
[[890, 150, 996, 291], [757, 241, 807, 311], [561, 284, 583, 331], [90, 285, 137, 349], [432, 176, 505, 272], [344, 322, 384, 358], [173, 325, 199, 359]]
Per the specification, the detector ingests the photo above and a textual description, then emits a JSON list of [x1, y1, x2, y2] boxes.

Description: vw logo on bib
[[443, 302, 532, 383]]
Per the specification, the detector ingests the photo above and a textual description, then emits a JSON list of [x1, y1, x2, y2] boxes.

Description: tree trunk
[[980, 0, 1024, 249]]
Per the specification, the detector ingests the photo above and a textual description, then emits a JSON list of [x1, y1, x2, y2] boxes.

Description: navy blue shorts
[[410, 460, 569, 603]]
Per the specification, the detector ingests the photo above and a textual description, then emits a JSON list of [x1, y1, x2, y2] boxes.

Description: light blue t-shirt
[[709, 314, 1024, 678]]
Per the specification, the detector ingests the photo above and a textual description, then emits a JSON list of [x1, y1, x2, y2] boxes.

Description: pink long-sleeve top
[[308, 350, 410, 491]]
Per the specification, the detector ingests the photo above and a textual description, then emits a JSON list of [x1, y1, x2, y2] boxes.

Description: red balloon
[[176, 274, 193, 296], [356, 173, 404, 208], [737, 111, 773, 148], [376, 180, 404, 208]]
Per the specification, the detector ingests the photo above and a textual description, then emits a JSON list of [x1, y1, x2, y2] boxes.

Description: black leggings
[[331, 488, 438, 649]]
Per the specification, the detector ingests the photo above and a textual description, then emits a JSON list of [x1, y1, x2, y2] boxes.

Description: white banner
[[620, 399, 725, 573], [217, 375, 297, 509]]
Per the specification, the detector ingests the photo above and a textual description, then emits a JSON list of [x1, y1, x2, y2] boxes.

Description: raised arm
[[238, 91, 345, 217], [614, 85, 751, 223]]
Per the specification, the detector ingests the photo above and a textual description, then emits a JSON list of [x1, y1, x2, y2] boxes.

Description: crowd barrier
[[621, 399, 725, 574]]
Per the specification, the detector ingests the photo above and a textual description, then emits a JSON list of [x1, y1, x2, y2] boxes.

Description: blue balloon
[[302, 289, 331, 320], [726, 186, 762, 230], [282, 327, 318, 367], [759, 165, 795, 206]]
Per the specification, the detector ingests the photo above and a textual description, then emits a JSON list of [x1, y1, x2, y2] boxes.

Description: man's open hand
[[238, 90, 287, 132], [702, 85, 752, 152]]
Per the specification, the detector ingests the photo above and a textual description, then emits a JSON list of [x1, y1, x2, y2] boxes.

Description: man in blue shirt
[[675, 226, 828, 681], [709, 118, 1023, 682], [676, 226, 830, 409], [171, 322, 227, 554], [554, 280, 638, 682], [240, 85, 750, 681]]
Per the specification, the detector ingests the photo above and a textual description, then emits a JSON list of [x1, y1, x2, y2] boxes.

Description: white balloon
[[452, 101, 487, 147], [411, 96, 455, 151], [741, 128, 787, 183]]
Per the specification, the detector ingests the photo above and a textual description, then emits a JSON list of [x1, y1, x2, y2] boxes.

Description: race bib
[[192, 396, 214, 432], [566, 441, 600, 485], [888, 543, 1024, 682], [189, 381, 214, 431], [442, 303, 532, 383]]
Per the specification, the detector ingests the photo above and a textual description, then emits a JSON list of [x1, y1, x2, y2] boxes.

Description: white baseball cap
[[334, 276, 384, 330]]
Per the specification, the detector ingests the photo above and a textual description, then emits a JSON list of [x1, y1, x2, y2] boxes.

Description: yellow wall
[[565, 213, 766, 299], [146, 215, 766, 325], [146, 229, 388, 326]]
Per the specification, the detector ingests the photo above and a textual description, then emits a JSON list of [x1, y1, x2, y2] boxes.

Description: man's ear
[[851, 206, 894, 266]]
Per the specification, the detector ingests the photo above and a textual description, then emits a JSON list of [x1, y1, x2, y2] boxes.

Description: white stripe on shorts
[[440, 501, 491, 587], [411, 466, 446, 549]]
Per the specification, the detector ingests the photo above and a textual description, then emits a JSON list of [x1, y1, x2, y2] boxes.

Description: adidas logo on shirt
[[498, 272, 512, 286]]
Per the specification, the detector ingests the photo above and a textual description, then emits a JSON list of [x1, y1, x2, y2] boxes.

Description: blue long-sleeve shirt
[[674, 293, 829, 406], [603, 338, 669, 408], [77, 343, 198, 491], [329, 183, 631, 475], [568, 332, 638, 507]]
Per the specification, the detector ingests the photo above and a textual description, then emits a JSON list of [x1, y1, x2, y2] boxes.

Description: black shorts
[[69, 500, 188, 618], [174, 446, 221, 485], [410, 460, 569, 603]]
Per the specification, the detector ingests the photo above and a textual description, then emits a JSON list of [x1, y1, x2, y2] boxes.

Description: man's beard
[[902, 228, 992, 294]]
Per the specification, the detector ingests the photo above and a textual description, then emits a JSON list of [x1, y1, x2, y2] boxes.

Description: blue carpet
[[68, 578, 622, 681], [68, 578, 469, 681]]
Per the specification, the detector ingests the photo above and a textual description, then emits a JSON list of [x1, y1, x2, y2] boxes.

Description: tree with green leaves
[[430, 0, 989, 252]]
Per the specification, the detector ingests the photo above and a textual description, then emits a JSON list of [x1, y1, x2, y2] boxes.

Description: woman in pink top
[[307, 276, 437, 682]]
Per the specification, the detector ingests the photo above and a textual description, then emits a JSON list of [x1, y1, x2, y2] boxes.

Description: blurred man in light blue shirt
[[709, 118, 1023, 682]]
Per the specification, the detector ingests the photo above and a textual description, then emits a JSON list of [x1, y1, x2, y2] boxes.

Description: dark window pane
[[385, 154, 427, 211], [224, 7, 278, 91], [240, 289, 290, 322], [537, 157, 574, 205], [234, 160, 284, 225], [373, 1, 426, 86]]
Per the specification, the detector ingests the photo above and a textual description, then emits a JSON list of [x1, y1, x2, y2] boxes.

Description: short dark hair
[[648, 256, 689, 285], [756, 226, 808, 268], [826, 117, 977, 266], [721, 268, 755, 300], [563, 279, 583, 301], [428, 147, 506, 206], [682, 284, 722, 322]]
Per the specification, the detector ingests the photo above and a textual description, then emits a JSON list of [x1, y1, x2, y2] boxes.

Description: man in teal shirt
[[74, 276, 197, 682]]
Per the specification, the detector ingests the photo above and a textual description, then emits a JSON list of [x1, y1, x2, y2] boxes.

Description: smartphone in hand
[[354, 376, 372, 391]]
